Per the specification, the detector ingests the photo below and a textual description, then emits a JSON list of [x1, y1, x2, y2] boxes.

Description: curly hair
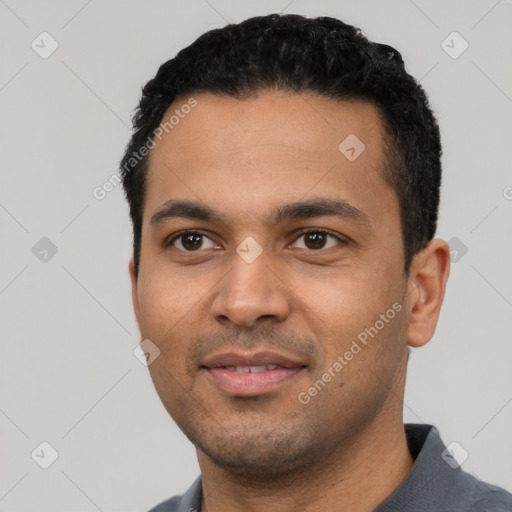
[[120, 13, 442, 277]]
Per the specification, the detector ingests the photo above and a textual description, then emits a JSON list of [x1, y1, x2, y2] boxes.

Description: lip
[[202, 350, 305, 369], [201, 350, 306, 396]]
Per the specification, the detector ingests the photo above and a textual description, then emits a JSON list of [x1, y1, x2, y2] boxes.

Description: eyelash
[[167, 228, 348, 252]]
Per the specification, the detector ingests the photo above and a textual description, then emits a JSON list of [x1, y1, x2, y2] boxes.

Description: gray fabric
[[148, 423, 512, 512], [149, 476, 202, 512]]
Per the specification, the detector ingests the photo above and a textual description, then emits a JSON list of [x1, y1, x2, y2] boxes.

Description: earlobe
[[406, 239, 450, 348], [129, 259, 141, 333]]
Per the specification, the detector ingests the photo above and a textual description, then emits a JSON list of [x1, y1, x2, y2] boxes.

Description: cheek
[[137, 273, 188, 347], [295, 266, 405, 361], [291, 268, 387, 323]]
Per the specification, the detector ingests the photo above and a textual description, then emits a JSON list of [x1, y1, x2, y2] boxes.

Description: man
[[120, 13, 512, 512]]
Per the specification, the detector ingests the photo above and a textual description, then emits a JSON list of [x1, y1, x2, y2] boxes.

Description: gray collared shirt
[[149, 423, 512, 511]]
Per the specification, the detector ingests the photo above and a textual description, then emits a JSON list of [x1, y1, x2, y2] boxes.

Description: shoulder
[[148, 496, 182, 512], [465, 477, 512, 512], [438, 462, 512, 512], [147, 476, 202, 512], [378, 424, 512, 512]]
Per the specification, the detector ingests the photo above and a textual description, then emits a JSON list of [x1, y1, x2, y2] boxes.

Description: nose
[[210, 248, 291, 328]]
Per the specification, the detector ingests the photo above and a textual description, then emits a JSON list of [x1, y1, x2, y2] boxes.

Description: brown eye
[[292, 230, 343, 251], [181, 233, 203, 251], [304, 232, 327, 249], [169, 231, 216, 251]]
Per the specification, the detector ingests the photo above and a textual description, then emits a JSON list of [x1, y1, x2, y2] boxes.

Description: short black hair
[[121, 13, 442, 277]]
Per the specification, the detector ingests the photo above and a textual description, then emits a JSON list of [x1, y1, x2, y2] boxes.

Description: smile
[[201, 351, 306, 396]]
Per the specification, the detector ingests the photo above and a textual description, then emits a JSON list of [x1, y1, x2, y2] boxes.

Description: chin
[[201, 444, 310, 479], [188, 420, 324, 479]]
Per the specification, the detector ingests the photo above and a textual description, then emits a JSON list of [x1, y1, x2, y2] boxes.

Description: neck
[[197, 416, 414, 512]]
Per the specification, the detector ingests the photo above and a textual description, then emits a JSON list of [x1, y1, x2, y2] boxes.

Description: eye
[[291, 229, 345, 251], [167, 229, 347, 253], [168, 230, 218, 251]]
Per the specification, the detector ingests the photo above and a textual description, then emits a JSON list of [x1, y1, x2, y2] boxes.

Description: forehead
[[150, 91, 385, 164], [144, 91, 397, 231]]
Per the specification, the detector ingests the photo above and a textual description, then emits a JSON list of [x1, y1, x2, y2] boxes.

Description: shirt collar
[[176, 475, 202, 512], [177, 423, 466, 512]]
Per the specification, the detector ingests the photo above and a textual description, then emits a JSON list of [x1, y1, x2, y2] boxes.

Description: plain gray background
[[1, 0, 511, 510]]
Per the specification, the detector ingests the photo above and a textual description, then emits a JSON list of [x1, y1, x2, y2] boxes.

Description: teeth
[[248, 365, 266, 373], [224, 364, 278, 373], [224, 366, 250, 373]]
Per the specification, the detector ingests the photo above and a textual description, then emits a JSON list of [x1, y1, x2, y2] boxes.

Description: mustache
[[187, 325, 321, 370]]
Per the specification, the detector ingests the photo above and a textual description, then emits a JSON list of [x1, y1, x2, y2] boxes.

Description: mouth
[[201, 351, 307, 396]]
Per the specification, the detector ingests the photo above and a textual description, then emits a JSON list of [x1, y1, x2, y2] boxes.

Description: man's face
[[130, 92, 411, 475]]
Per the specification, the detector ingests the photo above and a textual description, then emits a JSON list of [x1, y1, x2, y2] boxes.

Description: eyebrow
[[150, 197, 372, 232]]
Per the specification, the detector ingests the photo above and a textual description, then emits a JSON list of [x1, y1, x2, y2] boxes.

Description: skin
[[129, 91, 450, 512]]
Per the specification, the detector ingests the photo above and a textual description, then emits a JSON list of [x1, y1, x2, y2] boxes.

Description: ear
[[406, 238, 450, 348], [129, 258, 141, 334]]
